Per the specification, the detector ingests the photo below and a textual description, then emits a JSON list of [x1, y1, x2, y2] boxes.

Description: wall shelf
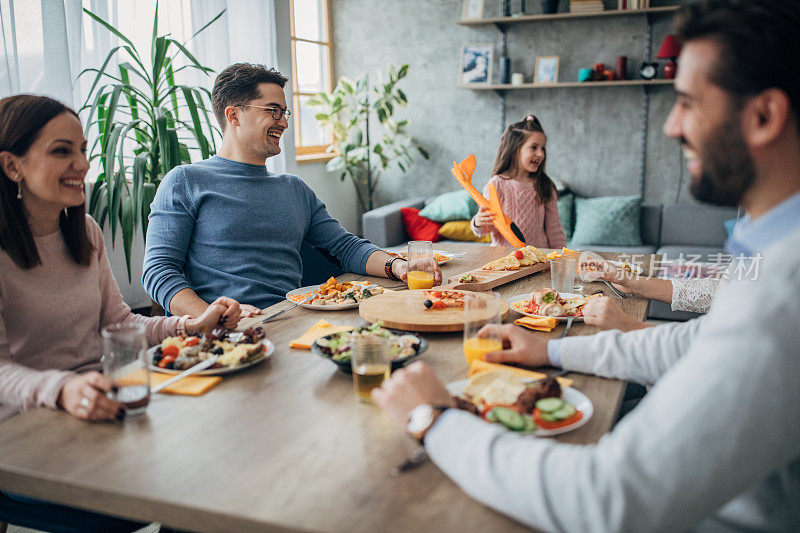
[[459, 79, 674, 90], [456, 6, 679, 27]]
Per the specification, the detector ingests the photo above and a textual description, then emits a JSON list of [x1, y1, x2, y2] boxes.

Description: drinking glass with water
[[101, 323, 150, 416]]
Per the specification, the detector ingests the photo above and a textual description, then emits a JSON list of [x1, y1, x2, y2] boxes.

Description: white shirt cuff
[[547, 339, 563, 367]]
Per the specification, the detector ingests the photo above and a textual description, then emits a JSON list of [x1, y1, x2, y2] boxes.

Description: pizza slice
[[481, 255, 521, 271], [423, 290, 468, 309]]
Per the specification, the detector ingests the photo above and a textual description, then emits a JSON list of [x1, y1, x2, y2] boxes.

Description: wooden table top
[[0, 244, 653, 532]]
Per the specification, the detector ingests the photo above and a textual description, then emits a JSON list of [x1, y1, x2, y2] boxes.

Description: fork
[[601, 279, 628, 299], [559, 316, 575, 339]]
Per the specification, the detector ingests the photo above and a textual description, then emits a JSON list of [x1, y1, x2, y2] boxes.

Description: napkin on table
[[469, 359, 573, 387], [148, 372, 222, 396], [514, 316, 557, 332], [118, 370, 222, 396], [289, 320, 354, 350]]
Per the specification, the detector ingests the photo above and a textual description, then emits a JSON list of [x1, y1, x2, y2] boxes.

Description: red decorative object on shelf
[[657, 34, 681, 79]]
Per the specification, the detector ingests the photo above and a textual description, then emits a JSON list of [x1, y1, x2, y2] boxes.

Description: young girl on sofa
[[471, 114, 566, 248]]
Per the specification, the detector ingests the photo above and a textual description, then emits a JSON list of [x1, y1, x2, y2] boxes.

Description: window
[[289, 0, 333, 162]]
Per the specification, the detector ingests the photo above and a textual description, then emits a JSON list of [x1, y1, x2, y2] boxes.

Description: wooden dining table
[[0, 244, 655, 532]]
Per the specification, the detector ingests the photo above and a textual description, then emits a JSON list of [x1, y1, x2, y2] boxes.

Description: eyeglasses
[[239, 104, 292, 120]]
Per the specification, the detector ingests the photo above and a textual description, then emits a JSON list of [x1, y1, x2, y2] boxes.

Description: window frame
[[289, 0, 335, 162]]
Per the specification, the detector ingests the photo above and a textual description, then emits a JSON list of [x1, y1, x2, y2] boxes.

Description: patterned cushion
[[438, 220, 491, 242], [570, 195, 643, 246], [557, 192, 574, 240], [418, 190, 479, 223], [400, 207, 442, 242]]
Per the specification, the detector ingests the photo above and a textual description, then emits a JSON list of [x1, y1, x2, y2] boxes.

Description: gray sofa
[[362, 197, 738, 321]]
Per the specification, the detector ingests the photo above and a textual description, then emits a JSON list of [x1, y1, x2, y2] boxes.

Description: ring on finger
[[80, 397, 90, 408]]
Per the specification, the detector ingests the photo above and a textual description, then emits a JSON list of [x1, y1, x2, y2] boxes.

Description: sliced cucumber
[[491, 407, 526, 431], [550, 404, 576, 421], [535, 397, 565, 413], [522, 415, 536, 432], [485, 408, 499, 423]]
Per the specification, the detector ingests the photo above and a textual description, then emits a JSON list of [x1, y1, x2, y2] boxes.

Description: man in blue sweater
[[143, 64, 436, 316]]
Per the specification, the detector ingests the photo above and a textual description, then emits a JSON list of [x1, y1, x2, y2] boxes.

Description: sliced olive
[[423, 299, 433, 309]]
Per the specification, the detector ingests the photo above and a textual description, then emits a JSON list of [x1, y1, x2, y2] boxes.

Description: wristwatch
[[385, 256, 406, 280], [406, 404, 450, 445]]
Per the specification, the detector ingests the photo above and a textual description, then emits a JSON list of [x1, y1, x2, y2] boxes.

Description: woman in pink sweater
[[0, 95, 242, 423], [471, 115, 566, 248]]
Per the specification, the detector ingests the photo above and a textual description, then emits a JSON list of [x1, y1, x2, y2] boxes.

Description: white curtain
[[0, 0, 283, 170]]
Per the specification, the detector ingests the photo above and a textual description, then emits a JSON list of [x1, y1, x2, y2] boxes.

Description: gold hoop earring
[[15, 174, 22, 200]]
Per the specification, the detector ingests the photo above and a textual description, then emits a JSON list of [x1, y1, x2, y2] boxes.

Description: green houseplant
[[307, 64, 429, 213], [80, 2, 224, 281]]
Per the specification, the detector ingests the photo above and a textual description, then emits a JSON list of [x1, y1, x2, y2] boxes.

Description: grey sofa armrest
[[362, 197, 427, 248]]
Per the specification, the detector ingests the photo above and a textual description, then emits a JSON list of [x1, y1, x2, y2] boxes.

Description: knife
[[151, 354, 219, 394]]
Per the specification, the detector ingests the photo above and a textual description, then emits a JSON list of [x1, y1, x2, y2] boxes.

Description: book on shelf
[[618, 0, 650, 9], [570, 0, 604, 13]]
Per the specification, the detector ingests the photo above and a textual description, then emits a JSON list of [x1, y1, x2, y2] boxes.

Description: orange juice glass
[[463, 292, 503, 367], [407, 241, 435, 290], [407, 270, 434, 289]]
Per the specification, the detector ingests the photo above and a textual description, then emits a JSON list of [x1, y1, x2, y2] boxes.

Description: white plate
[[506, 293, 586, 322], [447, 379, 593, 437], [285, 282, 381, 310], [385, 249, 458, 265], [148, 339, 274, 376]]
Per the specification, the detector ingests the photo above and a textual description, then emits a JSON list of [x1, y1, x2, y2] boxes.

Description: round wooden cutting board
[[358, 290, 510, 332]]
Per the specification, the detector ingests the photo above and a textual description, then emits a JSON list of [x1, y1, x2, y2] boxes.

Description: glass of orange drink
[[406, 240, 435, 290], [463, 292, 503, 369]]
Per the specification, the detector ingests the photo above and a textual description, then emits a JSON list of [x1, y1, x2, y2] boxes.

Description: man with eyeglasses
[[142, 63, 437, 318]]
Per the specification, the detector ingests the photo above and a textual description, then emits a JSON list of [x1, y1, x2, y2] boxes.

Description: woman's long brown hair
[[0, 95, 94, 269], [491, 114, 556, 204]]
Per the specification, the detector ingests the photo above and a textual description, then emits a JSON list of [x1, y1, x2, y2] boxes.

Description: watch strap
[[385, 256, 405, 280]]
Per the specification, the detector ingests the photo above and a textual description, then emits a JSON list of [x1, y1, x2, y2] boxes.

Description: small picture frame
[[459, 44, 493, 85], [461, 0, 485, 20], [534, 56, 560, 84]]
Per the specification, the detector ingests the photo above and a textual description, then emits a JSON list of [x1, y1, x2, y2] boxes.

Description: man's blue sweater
[[142, 156, 379, 310]]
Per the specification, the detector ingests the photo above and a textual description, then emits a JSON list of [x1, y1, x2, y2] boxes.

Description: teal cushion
[[419, 190, 479, 223], [570, 195, 643, 246], [557, 192, 574, 240]]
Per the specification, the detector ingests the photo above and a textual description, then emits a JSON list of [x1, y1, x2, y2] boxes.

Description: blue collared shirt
[[548, 190, 800, 367]]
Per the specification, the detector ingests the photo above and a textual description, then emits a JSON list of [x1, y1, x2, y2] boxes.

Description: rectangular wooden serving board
[[447, 261, 549, 291]]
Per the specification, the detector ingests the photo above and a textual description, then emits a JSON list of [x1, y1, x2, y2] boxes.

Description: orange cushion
[[401, 207, 442, 242]]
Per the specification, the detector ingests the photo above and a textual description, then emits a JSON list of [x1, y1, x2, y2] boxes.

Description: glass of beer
[[101, 323, 150, 416], [351, 334, 391, 403], [463, 292, 503, 369], [406, 240, 435, 290]]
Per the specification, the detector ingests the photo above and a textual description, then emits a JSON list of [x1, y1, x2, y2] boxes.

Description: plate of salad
[[311, 322, 428, 373]]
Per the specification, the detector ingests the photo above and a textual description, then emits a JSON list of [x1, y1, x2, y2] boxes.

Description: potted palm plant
[[81, 2, 224, 281]]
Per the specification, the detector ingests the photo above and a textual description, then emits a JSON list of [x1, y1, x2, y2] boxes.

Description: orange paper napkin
[[514, 316, 557, 332], [468, 359, 573, 387], [148, 372, 222, 396], [289, 320, 354, 350], [118, 370, 222, 396]]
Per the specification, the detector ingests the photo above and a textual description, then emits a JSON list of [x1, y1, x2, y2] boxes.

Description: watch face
[[640, 64, 657, 79], [407, 404, 434, 434]]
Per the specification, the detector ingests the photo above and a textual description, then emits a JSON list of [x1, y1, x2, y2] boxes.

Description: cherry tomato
[[431, 291, 443, 299], [514, 250, 524, 260], [162, 345, 179, 358], [184, 336, 200, 347], [158, 355, 176, 368]]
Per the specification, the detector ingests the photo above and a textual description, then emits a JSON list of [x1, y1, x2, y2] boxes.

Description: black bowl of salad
[[311, 322, 428, 374]]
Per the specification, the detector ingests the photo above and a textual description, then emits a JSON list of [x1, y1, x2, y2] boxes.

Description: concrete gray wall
[[322, 0, 693, 210]]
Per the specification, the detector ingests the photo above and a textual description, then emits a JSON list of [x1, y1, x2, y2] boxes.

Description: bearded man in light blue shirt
[[373, 1, 800, 531]]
